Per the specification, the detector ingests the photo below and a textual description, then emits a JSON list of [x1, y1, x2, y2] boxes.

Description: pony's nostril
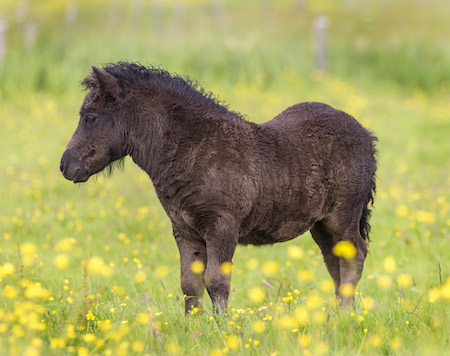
[[60, 160, 65, 173]]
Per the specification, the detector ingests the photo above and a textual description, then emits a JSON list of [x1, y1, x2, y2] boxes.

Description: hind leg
[[324, 204, 368, 305], [310, 221, 341, 292]]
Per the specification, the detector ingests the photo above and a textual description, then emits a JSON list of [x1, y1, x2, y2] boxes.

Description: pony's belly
[[239, 221, 314, 246]]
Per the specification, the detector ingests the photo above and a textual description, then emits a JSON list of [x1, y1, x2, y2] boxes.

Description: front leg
[[174, 228, 207, 314], [203, 214, 239, 312]]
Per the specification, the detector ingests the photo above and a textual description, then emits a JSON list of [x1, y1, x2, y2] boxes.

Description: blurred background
[[0, 0, 449, 96], [0, 2, 449, 354]]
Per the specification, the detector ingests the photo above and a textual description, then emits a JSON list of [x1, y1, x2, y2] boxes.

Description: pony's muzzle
[[60, 149, 89, 183]]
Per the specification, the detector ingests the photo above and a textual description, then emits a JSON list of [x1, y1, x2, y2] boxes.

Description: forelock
[[80, 74, 97, 91]]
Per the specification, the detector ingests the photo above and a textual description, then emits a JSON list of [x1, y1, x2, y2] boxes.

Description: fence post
[[131, 0, 145, 26], [24, 22, 37, 50], [65, 2, 79, 26], [314, 15, 329, 73], [0, 20, 7, 66], [16, 1, 28, 23], [151, 0, 165, 31], [173, 0, 186, 27], [294, 0, 306, 12], [211, 0, 225, 19]]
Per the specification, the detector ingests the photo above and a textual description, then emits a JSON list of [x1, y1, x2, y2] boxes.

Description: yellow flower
[[377, 275, 392, 289], [441, 278, 450, 300], [86, 310, 96, 321], [190, 261, 205, 274], [295, 307, 309, 325], [20, 242, 38, 267], [246, 258, 259, 270], [297, 269, 314, 281], [395, 205, 409, 217], [25, 283, 51, 300], [66, 297, 73, 304], [306, 291, 323, 310], [332, 241, 356, 259], [416, 210, 436, 224], [287, 245, 304, 260], [77, 347, 89, 356], [83, 333, 96, 343], [390, 336, 402, 350], [132, 340, 145, 352], [155, 266, 169, 278], [248, 286, 266, 304], [320, 280, 334, 293], [166, 342, 183, 355], [383, 256, 396, 273], [0, 262, 16, 277], [20, 242, 37, 256], [24, 347, 40, 356], [66, 324, 76, 339], [3, 285, 18, 299], [134, 270, 146, 283], [361, 296, 376, 310], [397, 273, 412, 288], [136, 312, 151, 324], [298, 334, 310, 348], [53, 254, 70, 270], [50, 338, 65, 348], [262, 261, 279, 275], [87, 256, 112, 277], [55, 238, 76, 252], [220, 262, 233, 275], [100, 320, 113, 331], [275, 315, 298, 329], [339, 283, 355, 298], [253, 320, 265, 333], [210, 348, 224, 356], [226, 335, 240, 351], [312, 311, 327, 324], [428, 288, 441, 303], [369, 335, 381, 347], [316, 341, 329, 354], [12, 325, 24, 338]]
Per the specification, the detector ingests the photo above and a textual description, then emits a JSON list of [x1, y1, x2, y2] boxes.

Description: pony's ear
[[91, 66, 126, 102]]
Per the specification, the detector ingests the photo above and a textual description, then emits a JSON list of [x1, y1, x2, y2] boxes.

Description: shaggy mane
[[81, 61, 233, 116]]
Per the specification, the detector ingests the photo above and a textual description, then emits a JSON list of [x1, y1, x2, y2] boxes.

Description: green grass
[[0, 1, 449, 355]]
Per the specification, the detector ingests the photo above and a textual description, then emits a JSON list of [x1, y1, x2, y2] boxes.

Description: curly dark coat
[[60, 62, 377, 312]]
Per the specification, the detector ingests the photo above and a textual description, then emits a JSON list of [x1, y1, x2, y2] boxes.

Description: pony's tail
[[360, 171, 376, 242]]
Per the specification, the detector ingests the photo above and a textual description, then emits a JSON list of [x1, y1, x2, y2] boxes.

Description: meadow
[[0, 0, 449, 355]]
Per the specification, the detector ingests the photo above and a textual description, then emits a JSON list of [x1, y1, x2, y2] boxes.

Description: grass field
[[0, 1, 449, 355]]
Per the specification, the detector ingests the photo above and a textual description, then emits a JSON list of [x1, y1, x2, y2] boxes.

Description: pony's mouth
[[60, 149, 90, 183], [72, 169, 90, 183]]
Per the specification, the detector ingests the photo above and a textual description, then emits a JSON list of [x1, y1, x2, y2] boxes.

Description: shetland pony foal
[[60, 62, 377, 313]]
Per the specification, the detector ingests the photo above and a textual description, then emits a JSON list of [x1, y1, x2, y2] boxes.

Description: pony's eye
[[85, 115, 96, 124]]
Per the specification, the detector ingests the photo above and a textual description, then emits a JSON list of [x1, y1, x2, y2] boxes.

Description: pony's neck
[[127, 87, 246, 182], [127, 109, 169, 180]]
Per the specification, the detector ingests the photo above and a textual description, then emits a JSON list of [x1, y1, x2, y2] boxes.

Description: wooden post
[[0, 20, 7, 66], [211, 0, 225, 19], [294, 0, 306, 12], [173, 0, 186, 27], [24, 22, 37, 50], [314, 16, 329, 73], [131, 0, 145, 26], [65, 2, 79, 26], [151, 0, 165, 31], [16, 1, 28, 23]]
